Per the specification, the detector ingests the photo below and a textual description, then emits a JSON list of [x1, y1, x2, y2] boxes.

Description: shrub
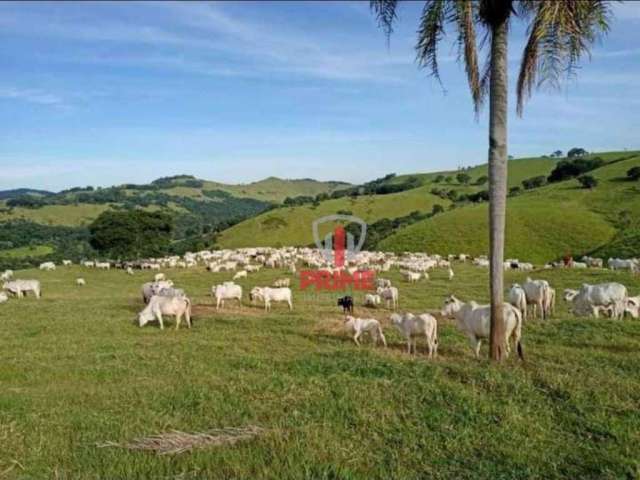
[[548, 157, 604, 183], [431, 204, 444, 215], [509, 186, 522, 196], [627, 166, 640, 181], [456, 173, 471, 185], [522, 175, 547, 190], [475, 175, 488, 186], [578, 175, 598, 189]]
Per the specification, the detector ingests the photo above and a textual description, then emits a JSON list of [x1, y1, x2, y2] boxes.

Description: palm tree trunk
[[488, 18, 508, 361]]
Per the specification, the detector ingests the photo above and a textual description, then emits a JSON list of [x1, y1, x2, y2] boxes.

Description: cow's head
[[138, 309, 154, 327], [626, 298, 640, 319], [441, 295, 462, 318]]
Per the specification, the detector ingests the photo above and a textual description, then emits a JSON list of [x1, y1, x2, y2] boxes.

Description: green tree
[[89, 210, 173, 259], [431, 204, 445, 215], [433, 174, 445, 183], [372, 0, 612, 361], [578, 175, 598, 189], [568, 147, 588, 158], [456, 172, 472, 185], [475, 175, 489, 186], [627, 166, 640, 181]]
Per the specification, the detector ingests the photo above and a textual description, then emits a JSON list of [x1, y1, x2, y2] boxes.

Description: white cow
[[126, 267, 135, 275], [608, 258, 638, 271], [62, 260, 73, 266], [375, 278, 392, 289], [571, 282, 628, 318], [76, 278, 86, 286], [0, 292, 8, 303], [376, 286, 399, 310], [363, 293, 381, 308], [154, 273, 166, 282], [625, 296, 640, 319], [95, 262, 110, 270], [522, 277, 551, 320], [3, 280, 41, 299], [344, 316, 387, 347], [401, 271, 421, 283], [390, 312, 438, 357], [441, 295, 523, 359], [83, 261, 95, 268], [1, 270, 13, 281], [249, 287, 293, 311], [508, 284, 528, 322], [448, 268, 454, 281], [138, 295, 191, 330], [233, 270, 248, 280], [212, 282, 243, 309], [273, 278, 290, 288], [141, 280, 174, 304], [39, 262, 55, 271]]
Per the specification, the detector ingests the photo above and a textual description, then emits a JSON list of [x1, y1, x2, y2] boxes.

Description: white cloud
[[0, 87, 64, 106]]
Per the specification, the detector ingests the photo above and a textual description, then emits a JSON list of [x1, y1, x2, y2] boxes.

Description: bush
[[475, 175, 488, 186], [522, 175, 547, 190], [578, 175, 598, 189], [627, 166, 640, 181], [431, 204, 444, 215], [509, 186, 522, 196], [548, 157, 604, 183], [433, 175, 445, 183]]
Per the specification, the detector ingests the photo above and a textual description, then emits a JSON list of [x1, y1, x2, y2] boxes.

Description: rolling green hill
[[218, 151, 640, 263], [379, 153, 640, 263], [216, 185, 450, 248]]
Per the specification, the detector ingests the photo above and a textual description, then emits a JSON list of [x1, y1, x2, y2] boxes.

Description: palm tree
[[371, 0, 612, 360]]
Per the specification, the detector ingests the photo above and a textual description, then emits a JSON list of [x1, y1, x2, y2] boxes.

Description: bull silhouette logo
[[312, 214, 367, 267]]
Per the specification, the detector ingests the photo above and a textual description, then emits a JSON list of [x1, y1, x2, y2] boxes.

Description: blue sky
[[1, 1, 639, 191]]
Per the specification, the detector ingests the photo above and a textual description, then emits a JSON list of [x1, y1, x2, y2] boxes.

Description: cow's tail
[[514, 307, 525, 361]]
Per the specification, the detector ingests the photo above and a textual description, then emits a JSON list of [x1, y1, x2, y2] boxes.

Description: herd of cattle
[[1, 248, 639, 358]]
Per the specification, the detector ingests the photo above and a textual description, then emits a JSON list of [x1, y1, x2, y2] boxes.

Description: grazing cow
[[364, 293, 381, 308], [508, 284, 528, 322], [571, 282, 628, 318], [83, 261, 95, 268], [625, 296, 640, 319], [608, 258, 638, 271], [344, 316, 387, 347], [212, 282, 243, 309], [390, 312, 438, 358], [156, 287, 185, 298], [96, 262, 110, 270], [249, 287, 293, 311], [337, 296, 354, 314], [0, 292, 8, 303], [401, 271, 421, 283], [448, 268, 454, 281], [273, 278, 290, 288], [138, 295, 191, 330], [1, 270, 13, 281], [62, 260, 72, 266], [376, 286, 399, 310], [154, 273, 166, 282], [375, 278, 392, 289], [564, 289, 579, 302], [233, 270, 248, 281], [141, 280, 174, 304], [3, 280, 41, 299], [522, 277, 551, 320], [76, 278, 86, 286], [441, 295, 523, 359], [126, 267, 134, 275], [39, 261, 55, 271]]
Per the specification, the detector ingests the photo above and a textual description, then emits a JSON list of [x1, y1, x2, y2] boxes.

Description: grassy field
[[0, 245, 54, 259], [216, 186, 449, 248], [2, 264, 640, 479], [0, 204, 111, 227]]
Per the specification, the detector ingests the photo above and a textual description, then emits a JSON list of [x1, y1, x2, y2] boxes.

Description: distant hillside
[[217, 151, 640, 263], [0, 188, 53, 200], [379, 152, 640, 263]]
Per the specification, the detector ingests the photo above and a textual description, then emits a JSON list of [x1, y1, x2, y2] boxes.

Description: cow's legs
[[156, 313, 164, 330], [175, 313, 182, 330]]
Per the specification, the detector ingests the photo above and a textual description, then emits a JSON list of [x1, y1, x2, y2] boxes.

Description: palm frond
[[370, 0, 399, 41], [415, 0, 453, 86], [516, 0, 613, 116], [452, 0, 483, 114]]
